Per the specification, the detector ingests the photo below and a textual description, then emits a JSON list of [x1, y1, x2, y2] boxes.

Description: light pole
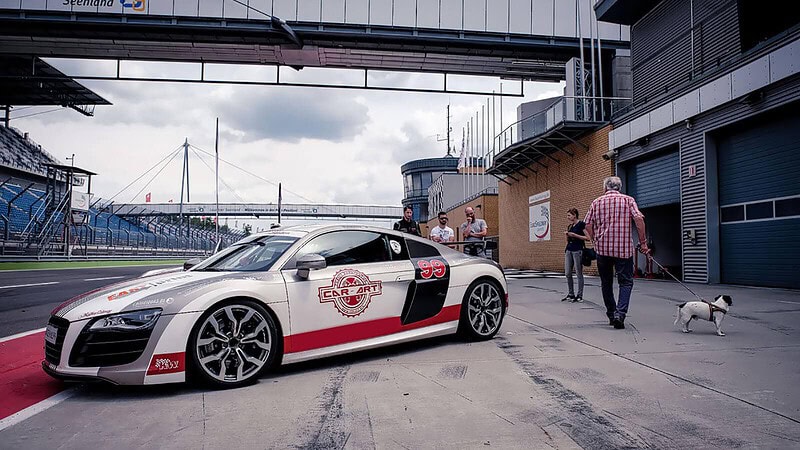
[[64, 153, 75, 258]]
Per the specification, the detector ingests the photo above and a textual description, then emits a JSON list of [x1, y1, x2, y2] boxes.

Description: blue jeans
[[564, 250, 584, 297], [596, 255, 634, 321]]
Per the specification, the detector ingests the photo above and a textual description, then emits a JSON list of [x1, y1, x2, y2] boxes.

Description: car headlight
[[88, 309, 162, 332]]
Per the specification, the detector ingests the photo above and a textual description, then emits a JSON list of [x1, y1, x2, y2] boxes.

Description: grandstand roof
[[0, 56, 110, 107], [0, 126, 62, 178], [43, 163, 97, 176]]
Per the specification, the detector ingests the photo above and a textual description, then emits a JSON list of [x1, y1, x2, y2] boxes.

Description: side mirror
[[296, 253, 327, 279], [183, 257, 204, 271]]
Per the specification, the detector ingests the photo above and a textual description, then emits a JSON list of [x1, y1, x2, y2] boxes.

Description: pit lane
[[1, 271, 799, 449]]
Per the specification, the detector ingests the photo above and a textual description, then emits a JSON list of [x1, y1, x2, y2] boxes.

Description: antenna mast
[[437, 104, 453, 156]]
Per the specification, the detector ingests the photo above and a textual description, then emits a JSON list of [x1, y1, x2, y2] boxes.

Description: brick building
[[498, 126, 613, 272]]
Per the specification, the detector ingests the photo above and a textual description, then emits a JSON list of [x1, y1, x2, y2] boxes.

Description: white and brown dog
[[674, 295, 733, 336]]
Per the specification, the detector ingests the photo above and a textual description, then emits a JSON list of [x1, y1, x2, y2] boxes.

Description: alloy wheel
[[466, 282, 503, 337], [195, 304, 272, 384]]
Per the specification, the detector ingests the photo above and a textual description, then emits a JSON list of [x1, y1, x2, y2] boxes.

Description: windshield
[[193, 235, 298, 272]]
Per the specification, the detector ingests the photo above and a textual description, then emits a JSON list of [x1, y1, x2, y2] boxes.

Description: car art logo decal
[[318, 269, 382, 317], [107, 274, 192, 301]]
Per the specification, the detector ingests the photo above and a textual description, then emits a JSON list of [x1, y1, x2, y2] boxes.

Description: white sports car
[[43, 224, 508, 387]]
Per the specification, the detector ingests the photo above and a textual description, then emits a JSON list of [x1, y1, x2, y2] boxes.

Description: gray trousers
[[565, 250, 584, 297]]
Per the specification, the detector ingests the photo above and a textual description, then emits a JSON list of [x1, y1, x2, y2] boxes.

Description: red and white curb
[[0, 329, 76, 432]]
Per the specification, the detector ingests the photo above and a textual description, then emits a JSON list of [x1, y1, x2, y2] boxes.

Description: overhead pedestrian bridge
[[0, 0, 629, 94], [113, 202, 403, 220]]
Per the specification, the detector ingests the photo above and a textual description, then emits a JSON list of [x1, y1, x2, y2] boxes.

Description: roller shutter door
[[718, 112, 800, 289], [626, 151, 680, 208]]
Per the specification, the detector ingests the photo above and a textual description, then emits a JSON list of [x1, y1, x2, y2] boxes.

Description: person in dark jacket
[[562, 208, 590, 303], [393, 206, 421, 236]]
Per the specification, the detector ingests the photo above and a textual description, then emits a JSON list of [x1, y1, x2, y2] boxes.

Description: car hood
[[51, 270, 281, 322]]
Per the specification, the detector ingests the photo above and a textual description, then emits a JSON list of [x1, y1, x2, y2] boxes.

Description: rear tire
[[188, 300, 279, 389], [458, 279, 505, 341]]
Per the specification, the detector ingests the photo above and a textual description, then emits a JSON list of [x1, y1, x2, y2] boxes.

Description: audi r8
[[43, 224, 508, 388]]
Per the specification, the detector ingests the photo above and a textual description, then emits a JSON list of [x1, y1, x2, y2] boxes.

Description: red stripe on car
[[284, 304, 461, 354]]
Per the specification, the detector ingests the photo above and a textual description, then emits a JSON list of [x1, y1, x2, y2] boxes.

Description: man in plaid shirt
[[584, 176, 650, 329]]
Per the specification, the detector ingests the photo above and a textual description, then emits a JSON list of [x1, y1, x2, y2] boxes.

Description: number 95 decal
[[416, 259, 448, 279]]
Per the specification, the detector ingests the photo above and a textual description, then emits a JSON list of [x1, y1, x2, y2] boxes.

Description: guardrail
[[441, 236, 499, 263], [0, 254, 198, 263], [0, 236, 211, 258]]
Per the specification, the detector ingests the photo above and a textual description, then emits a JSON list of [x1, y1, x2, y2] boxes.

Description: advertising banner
[[71, 192, 90, 211], [529, 190, 551, 242]]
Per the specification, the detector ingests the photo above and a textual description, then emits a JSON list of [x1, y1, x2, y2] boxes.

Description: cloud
[[40, 81, 370, 145], [213, 87, 369, 143], [11, 73, 564, 217]]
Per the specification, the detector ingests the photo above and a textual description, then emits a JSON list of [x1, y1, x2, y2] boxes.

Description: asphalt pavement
[[0, 265, 180, 336], [0, 270, 798, 449]]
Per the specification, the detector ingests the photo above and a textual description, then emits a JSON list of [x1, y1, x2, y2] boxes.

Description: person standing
[[562, 208, 590, 303], [584, 176, 650, 329], [460, 206, 488, 257], [393, 205, 421, 236], [430, 211, 455, 243]]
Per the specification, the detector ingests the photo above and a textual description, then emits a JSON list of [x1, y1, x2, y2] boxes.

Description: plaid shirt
[[584, 190, 643, 259]]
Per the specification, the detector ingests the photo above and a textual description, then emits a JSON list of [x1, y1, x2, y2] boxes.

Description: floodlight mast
[[215, 118, 220, 252]]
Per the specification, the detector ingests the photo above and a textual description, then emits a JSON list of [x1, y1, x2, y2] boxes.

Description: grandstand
[[1, 125, 245, 257]]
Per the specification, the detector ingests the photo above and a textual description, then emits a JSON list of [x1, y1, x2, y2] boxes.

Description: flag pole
[[214, 118, 220, 252], [461, 127, 466, 200]]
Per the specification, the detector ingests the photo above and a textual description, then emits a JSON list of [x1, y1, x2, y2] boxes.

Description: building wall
[[616, 75, 800, 283], [428, 173, 497, 216], [599, 0, 800, 285], [400, 156, 459, 223], [630, 0, 741, 105], [498, 126, 614, 272]]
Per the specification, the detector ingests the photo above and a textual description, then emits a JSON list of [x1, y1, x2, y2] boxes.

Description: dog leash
[[637, 245, 706, 302]]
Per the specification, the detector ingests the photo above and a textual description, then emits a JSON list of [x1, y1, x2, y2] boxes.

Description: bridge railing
[[486, 95, 632, 169]]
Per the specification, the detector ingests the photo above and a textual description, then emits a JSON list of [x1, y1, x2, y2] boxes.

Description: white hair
[[604, 176, 623, 192]]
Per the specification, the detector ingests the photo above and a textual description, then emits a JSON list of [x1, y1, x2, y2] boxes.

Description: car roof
[[249, 222, 394, 239], [247, 222, 465, 256]]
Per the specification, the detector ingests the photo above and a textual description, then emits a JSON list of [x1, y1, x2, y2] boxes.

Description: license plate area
[[45, 324, 58, 345]]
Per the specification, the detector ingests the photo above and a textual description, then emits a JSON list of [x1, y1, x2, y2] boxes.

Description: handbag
[[581, 248, 597, 267]]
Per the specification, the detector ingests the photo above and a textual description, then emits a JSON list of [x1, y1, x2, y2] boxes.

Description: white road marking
[[0, 328, 45, 344], [777, 300, 800, 305], [0, 387, 80, 432], [83, 276, 125, 282], [0, 281, 60, 290]]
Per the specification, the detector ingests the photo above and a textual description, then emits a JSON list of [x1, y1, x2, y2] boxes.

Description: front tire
[[458, 279, 505, 340], [188, 300, 279, 388]]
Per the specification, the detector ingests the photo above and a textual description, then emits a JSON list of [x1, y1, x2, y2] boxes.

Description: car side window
[[290, 231, 391, 267], [385, 234, 410, 261], [406, 238, 441, 258]]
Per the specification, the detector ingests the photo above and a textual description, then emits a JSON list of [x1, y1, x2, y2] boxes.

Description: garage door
[[626, 150, 680, 208], [718, 111, 800, 289]]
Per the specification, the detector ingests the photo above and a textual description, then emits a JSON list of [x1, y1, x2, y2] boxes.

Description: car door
[[400, 238, 453, 325], [280, 230, 415, 354]]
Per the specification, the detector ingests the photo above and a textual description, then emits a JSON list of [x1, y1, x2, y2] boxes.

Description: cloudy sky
[[11, 60, 562, 228]]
